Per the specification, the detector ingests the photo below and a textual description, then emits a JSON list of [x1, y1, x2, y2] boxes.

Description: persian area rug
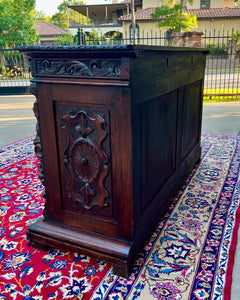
[[0, 134, 240, 300]]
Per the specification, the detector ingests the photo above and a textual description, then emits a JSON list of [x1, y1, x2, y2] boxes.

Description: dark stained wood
[[18, 45, 208, 278]]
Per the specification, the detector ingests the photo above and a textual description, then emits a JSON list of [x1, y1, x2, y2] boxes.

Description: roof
[[188, 7, 240, 19], [119, 7, 156, 21], [119, 7, 240, 22], [35, 21, 68, 37]]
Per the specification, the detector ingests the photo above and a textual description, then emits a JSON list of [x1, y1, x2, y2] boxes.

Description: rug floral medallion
[[0, 134, 239, 300]]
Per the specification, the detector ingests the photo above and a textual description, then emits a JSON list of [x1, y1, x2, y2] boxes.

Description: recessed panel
[[180, 81, 202, 160], [140, 91, 178, 212], [55, 103, 113, 218]]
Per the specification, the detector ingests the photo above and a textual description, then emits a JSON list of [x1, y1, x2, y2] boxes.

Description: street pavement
[[0, 95, 240, 299], [0, 95, 35, 147], [202, 101, 240, 136], [2, 95, 240, 147]]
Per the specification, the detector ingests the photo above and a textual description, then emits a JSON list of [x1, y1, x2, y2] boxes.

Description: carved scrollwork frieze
[[35, 59, 121, 78]]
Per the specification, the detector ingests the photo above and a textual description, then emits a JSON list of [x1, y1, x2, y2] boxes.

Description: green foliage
[[100, 31, 122, 45], [0, 0, 39, 48], [35, 0, 87, 30], [205, 41, 228, 56], [0, 50, 28, 79], [102, 31, 122, 39], [55, 32, 75, 45], [230, 29, 240, 55], [51, 12, 68, 29], [36, 11, 52, 23], [85, 27, 101, 45], [231, 29, 240, 44], [51, 0, 87, 30], [151, 0, 197, 33]]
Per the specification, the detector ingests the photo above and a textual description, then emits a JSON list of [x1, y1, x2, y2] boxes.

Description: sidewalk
[[0, 94, 35, 147], [202, 101, 240, 136]]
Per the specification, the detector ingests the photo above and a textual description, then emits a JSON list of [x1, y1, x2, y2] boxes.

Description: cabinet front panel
[[55, 103, 113, 218], [38, 84, 133, 238]]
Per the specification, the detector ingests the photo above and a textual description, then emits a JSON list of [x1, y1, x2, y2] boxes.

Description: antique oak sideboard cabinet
[[18, 45, 208, 278]]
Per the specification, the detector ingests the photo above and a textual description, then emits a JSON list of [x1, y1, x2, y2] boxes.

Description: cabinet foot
[[112, 262, 132, 278], [27, 233, 51, 251]]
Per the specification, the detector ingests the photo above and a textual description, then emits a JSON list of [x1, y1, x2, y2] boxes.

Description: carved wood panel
[[30, 82, 48, 218], [35, 59, 121, 78], [55, 104, 112, 217]]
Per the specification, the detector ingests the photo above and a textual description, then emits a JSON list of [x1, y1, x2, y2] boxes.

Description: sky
[[35, 0, 111, 16]]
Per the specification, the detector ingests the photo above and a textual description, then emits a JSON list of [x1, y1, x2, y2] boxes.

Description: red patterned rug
[[0, 134, 240, 300]]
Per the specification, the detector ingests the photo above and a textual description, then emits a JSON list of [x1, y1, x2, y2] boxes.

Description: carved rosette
[[30, 82, 48, 217], [62, 110, 110, 210]]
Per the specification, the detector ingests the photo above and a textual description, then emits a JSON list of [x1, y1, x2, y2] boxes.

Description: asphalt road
[[202, 101, 240, 135], [1, 95, 240, 147], [0, 94, 36, 147]]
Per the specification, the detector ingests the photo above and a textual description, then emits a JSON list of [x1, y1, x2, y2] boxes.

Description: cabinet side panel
[[140, 90, 178, 212], [178, 80, 202, 161]]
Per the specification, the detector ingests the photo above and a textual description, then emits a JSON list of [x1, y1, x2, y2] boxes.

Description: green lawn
[[203, 88, 240, 102]]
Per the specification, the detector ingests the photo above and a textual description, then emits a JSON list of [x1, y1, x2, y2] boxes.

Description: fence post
[[171, 31, 203, 48]]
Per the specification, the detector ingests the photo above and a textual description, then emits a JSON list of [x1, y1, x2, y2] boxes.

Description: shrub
[[205, 41, 228, 56]]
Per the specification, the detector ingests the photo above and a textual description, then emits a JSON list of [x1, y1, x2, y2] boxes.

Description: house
[[68, 0, 240, 44], [68, 0, 142, 38], [35, 21, 68, 45], [119, 0, 240, 41]]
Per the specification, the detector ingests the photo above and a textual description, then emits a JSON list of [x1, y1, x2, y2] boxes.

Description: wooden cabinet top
[[17, 45, 209, 83], [16, 44, 209, 57]]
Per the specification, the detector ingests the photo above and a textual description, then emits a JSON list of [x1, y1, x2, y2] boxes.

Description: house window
[[130, 23, 139, 43], [201, 0, 210, 8]]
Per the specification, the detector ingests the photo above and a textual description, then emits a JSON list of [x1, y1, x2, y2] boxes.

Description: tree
[[51, 0, 87, 30], [51, 12, 68, 29], [151, 0, 198, 33], [0, 0, 39, 48], [36, 11, 52, 23], [236, 0, 240, 6], [55, 32, 75, 45]]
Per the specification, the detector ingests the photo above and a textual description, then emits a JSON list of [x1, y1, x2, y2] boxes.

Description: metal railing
[[202, 29, 240, 100], [1, 29, 239, 100], [81, 29, 240, 100], [0, 49, 31, 88], [69, 17, 121, 28]]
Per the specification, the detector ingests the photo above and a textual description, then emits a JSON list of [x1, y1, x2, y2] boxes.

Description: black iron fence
[[79, 28, 240, 100], [201, 29, 240, 100], [0, 29, 239, 100], [0, 48, 31, 89]]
